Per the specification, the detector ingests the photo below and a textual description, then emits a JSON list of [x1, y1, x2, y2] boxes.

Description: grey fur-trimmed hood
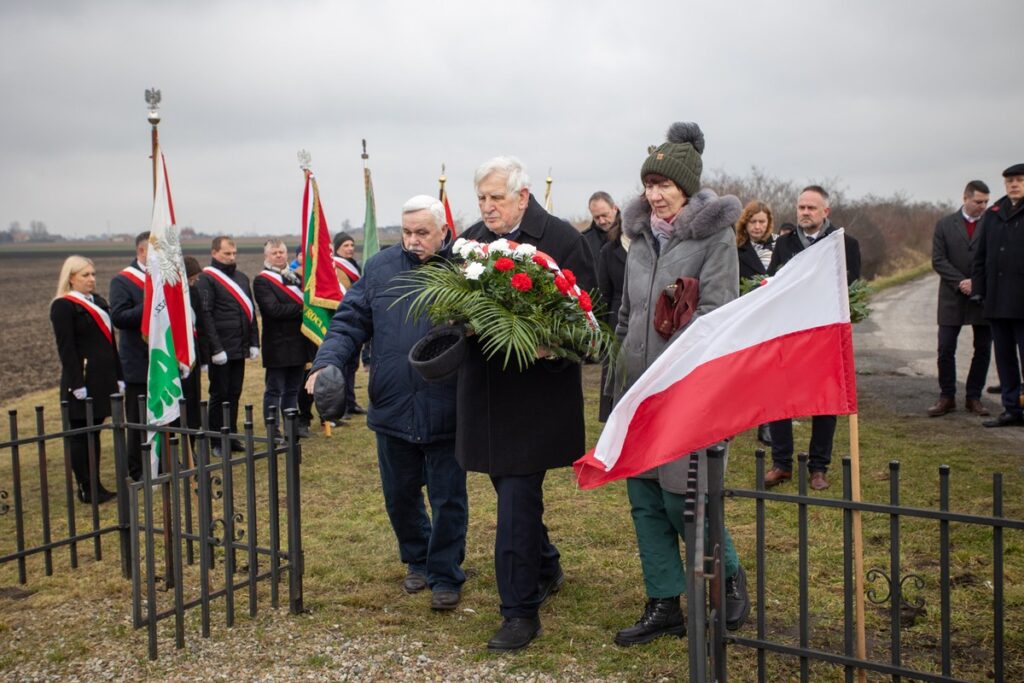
[[623, 188, 742, 243]]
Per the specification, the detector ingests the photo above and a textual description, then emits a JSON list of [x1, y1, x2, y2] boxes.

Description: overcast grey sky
[[0, 0, 1019, 238]]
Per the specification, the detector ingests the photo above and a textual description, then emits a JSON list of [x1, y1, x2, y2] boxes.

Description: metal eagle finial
[[297, 149, 312, 171]]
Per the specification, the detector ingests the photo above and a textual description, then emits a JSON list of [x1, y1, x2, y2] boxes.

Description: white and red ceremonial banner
[[141, 147, 195, 474], [574, 230, 858, 489]]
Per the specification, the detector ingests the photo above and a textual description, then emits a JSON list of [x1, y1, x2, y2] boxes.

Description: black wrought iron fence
[[687, 448, 1023, 683]]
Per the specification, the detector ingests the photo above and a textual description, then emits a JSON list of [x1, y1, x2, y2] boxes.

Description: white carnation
[[457, 240, 482, 260], [452, 237, 467, 253], [464, 261, 486, 280], [512, 243, 537, 260], [489, 238, 512, 255]]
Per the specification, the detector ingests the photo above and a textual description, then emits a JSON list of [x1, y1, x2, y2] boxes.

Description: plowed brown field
[[0, 250, 266, 404]]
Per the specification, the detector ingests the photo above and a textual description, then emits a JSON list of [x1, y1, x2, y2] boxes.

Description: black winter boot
[[614, 597, 686, 646]]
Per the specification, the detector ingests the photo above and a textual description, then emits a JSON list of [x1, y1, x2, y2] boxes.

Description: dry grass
[[0, 363, 1022, 681]]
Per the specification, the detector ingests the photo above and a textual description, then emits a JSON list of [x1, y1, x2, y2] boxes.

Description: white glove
[[117, 381, 126, 394], [72, 387, 88, 400], [249, 346, 260, 360], [211, 351, 228, 365]]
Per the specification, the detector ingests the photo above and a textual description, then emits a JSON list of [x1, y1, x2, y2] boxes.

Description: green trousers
[[627, 477, 741, 599]]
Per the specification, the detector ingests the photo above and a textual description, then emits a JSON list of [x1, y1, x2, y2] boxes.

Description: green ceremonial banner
[[300, 170, 342, 346], [362, 166, 379, 263]]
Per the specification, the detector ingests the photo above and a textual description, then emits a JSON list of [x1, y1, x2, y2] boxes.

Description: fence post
[[283, 408, 304, 615], [110, 393, 131, 579], [706, 445, 727, 683]]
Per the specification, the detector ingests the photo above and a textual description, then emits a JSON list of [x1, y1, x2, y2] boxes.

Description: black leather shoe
[[430, 590, 461, 611], [756, 424, 772, 445], [724, 566, 751, 631], [229, 438, 246, 452], [347, 403, 368, 416], [983, 412, 1024, 428], [78, 484, 116, 505], [537, 567, 564, 606], [487, 616, 541, 652], [296, 423, 312, 439], [403, 570, 428, 594], [614, 597, 685, 646]]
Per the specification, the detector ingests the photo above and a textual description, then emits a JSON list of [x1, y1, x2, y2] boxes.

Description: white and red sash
[[333, 256, 360, 284], [64, 291, 114, 345], [203, 266, 254, 322], [258, 270, 303, 305], [119, 265, 146, 290]]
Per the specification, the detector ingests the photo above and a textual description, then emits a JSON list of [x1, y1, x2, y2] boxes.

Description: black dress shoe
[[430, 590, 461, 611], [614, 597, 685, 646], [403, 570, 428, 594], [756, 423, 772, 445], [487, 616, 541, 652], [983, 412, 1024, 428], [347, 403, 368, 415], [724, 566, 751, 631], [78, 484, 116, 505], [537, 567, 564, 606], [229, 438, 246, 452]]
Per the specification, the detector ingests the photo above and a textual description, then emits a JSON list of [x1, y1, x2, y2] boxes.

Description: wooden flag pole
[[544, 167, 554, 213], [439, 162, 447, 197], [849, 413, 867, 683]]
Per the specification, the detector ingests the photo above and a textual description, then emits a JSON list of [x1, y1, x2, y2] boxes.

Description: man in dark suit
[[973, 164, 1024, 427], [928, 180, 992, 417], [254, 239, 309, 441], [457, 156, 596, 652], [109, 231, 149, 481], [195, 236, 259, 452], [765, 185, 861, 491], [581, 191, 620, 262]]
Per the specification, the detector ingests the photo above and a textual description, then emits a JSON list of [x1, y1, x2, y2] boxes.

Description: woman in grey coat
[[611, 122, 750, 646]]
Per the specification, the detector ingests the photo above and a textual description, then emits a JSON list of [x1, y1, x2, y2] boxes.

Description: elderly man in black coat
[[254, 239, 310, 441], [109, 231, 150, 480], [973, 164, 1024, 427], [458, 156, 597, 652], [928, 180, 992, 417]]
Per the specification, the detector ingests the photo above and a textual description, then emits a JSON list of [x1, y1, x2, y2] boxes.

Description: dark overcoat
[[109, 259, 148, 384], [455, 195, 597, 476], [312, 240, 456, 444], [932, 210, 986, 326], [737, 242, 769, 280], [596, 236, 627, 422], [195, 261, 259, 360], [973, 196, 1024, 320], [768, 221, 862, 284], [253, 270, 308, 368], [50, 294, 123, 421]]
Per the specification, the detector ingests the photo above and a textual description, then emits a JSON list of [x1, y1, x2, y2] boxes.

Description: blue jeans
[[263, 366, 304, 430], [376, 434, 468, 592]]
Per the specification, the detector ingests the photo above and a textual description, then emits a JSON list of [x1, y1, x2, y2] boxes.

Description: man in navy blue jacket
[[109, 231, 150, 481], [306, 195, 467, 611]]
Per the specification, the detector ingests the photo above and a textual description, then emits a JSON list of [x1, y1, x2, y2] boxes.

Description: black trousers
[[769, 416, 837, 473], [937, 324, 991, 400], [490, 471, 562, 618], [208, 359, 245, 434], [67, 417, 107, 491], [123, 382, 146, 481], [989, 318, 1024, 416]]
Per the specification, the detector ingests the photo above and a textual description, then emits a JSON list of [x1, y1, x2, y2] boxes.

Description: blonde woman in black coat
[[50, 255, 123, 503]]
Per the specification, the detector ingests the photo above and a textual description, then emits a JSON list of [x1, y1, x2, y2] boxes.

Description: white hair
[[474, 156, 531, 194], [402, 194, 446, 228]]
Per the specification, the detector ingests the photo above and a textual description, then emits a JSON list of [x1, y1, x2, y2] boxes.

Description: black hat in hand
[[314, 365, 348, 422]]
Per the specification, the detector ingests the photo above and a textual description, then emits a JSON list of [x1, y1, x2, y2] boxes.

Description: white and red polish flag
[[141, 147, 195, 473], [574, 230, 858, 489]]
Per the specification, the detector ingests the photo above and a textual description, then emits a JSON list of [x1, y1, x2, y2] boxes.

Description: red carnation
[[562, 269, 576, 287], [554, 275, 571, 294], [494, 257, 515, 272], [510, 273, 533, 292], [577, 290, 593, 312], [532, 254, 548, 267]]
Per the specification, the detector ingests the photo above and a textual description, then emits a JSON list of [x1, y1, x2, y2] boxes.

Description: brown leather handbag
[[653, 276, 700, 339]]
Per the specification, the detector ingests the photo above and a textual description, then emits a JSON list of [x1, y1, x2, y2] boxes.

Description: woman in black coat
[[736, 200, 776, 281], [596, 219, 628, 422], [50, 255, 123, 503]]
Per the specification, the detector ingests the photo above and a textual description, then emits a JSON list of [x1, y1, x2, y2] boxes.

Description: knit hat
[[333, 232, 354, 253], [640, 122, 706, 197]]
